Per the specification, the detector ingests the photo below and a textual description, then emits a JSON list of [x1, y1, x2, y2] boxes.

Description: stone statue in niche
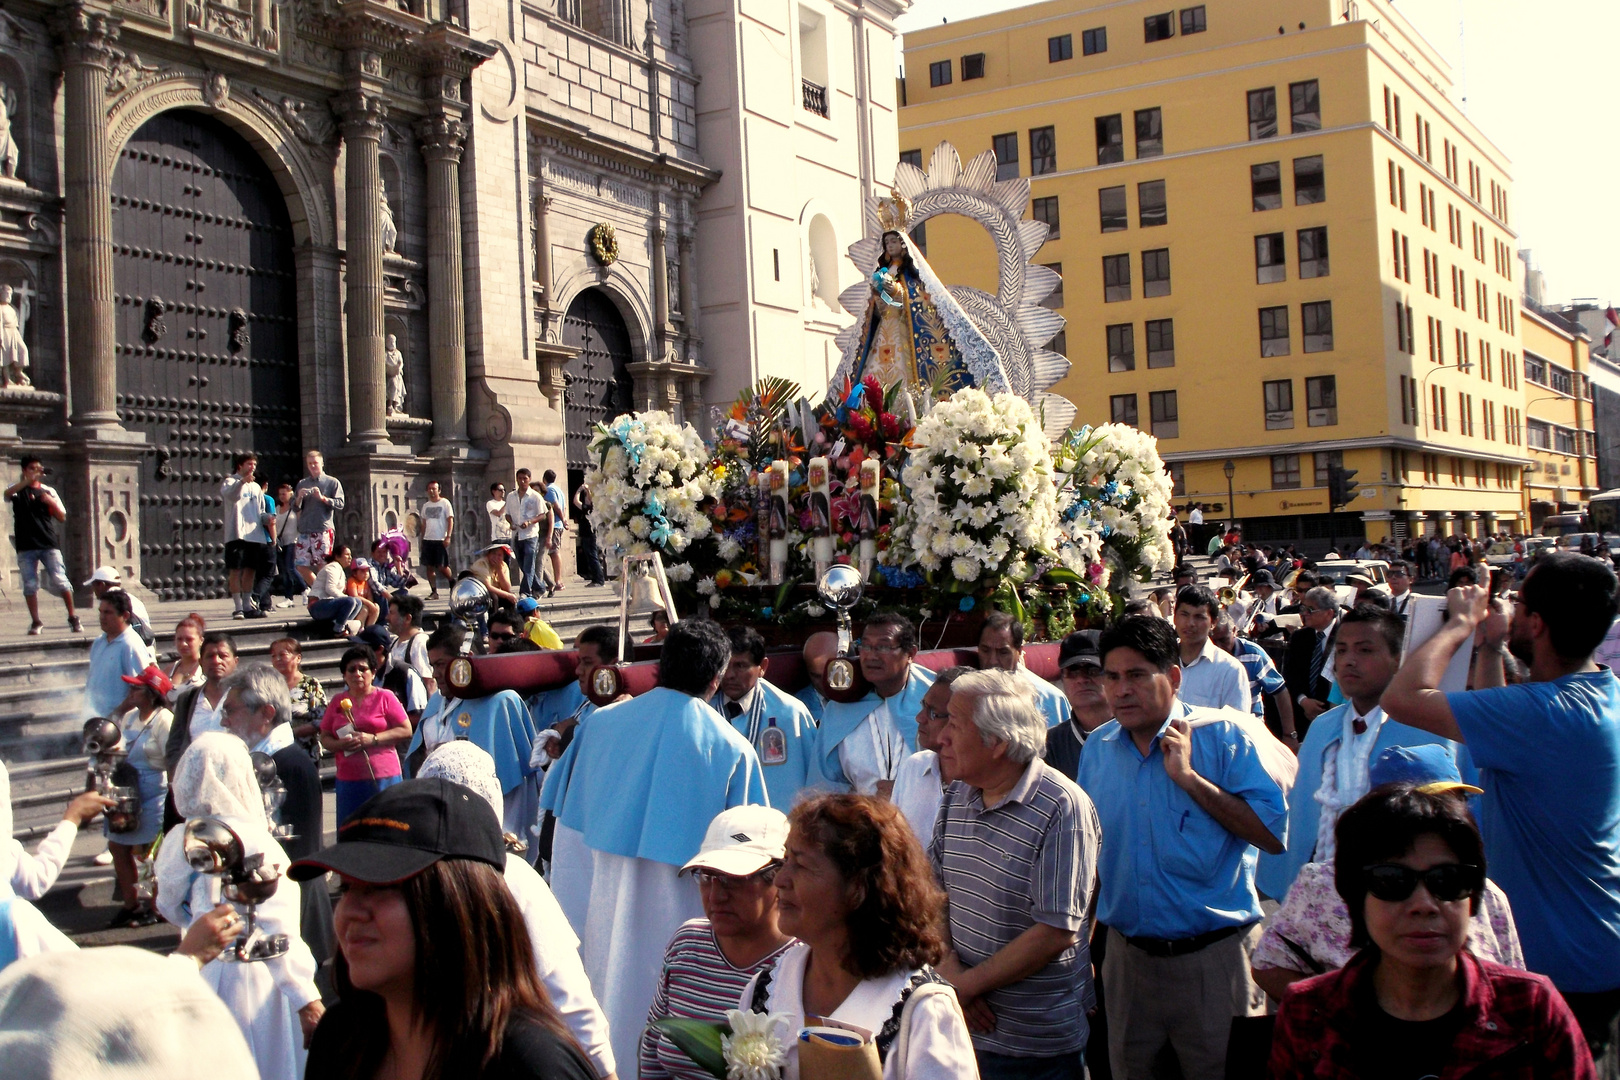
[[379, 191, 398, 254], [384, 334, 406, 415], [0, 83, 20, 182], [0, 285, 29, 385]]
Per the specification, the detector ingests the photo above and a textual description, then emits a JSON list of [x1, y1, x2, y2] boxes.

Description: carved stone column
[[336, 85, 390, 448], [535, 190, 554, 327], [55, 4, 121, 432], [651, 223, 669, 352], [417, 113, 469, 452], [677, 231, 695, 347]]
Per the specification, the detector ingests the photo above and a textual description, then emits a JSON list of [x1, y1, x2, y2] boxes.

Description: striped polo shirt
[[639, 919, 796, 1080], [930, 757, 1101, 1058]]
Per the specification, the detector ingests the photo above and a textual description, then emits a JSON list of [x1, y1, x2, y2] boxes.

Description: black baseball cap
[[1058, 629, 1103, 670], [1250, 568, 1276, 587], [288, 778, 505, 885]]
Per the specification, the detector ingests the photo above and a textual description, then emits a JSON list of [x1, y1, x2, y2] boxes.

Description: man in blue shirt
[[710, 625, 817, 809], [1384, 551, 1620, 1067], [1076, 615, 1285, 1080]]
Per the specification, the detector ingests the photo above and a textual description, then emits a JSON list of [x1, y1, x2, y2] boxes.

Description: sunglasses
[[1362, 862, 1482, 903], [489, 631, 517, 641]]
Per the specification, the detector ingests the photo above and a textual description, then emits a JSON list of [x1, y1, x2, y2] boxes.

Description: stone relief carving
[[104, 49, 165, 98], [0, 11, 33, 49], [0, 285, 27, 385], [203, 71, 229, 107], [252, 88, 335, 145], [142, 296, 167, 343], [384, 333, 406, 415], [0, 84, 18, 182]]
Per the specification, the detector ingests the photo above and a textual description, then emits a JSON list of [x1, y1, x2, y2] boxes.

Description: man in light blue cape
[[816, 611, 935, 794], [977, 610, 1072, 729], [408, 625, 541, 862], [547, 618, 767, 1076], [710, 625, 819, 810]]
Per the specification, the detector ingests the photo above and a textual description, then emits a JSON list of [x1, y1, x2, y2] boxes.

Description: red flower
[[878, 413, 901, 441], [848, 414, 874, 443], [862, 375, 884, 403]]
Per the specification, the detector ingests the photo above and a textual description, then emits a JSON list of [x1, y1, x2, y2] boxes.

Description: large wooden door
[[111, 110, 300, 600], [560, 288, 634, 472]]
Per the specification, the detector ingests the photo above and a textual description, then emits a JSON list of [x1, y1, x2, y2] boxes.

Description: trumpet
[[1217, 574, 1249, 607]]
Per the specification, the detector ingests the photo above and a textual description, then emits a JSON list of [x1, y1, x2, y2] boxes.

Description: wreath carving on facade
[[590, 222, 619, 267]]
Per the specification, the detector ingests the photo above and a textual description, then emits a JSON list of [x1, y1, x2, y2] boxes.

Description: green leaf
[[773, 576, 798, 614], [647, 1018, 731, 1079], [1040, 568, 1085, 587]]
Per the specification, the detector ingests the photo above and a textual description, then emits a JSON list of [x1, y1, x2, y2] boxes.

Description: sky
[[894, 0, 1620, 307]]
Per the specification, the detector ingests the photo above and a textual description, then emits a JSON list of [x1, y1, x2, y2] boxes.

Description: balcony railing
[[802, 79, 829, 118]]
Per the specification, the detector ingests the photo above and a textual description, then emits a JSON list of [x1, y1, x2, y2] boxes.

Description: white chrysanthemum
[[951, 556, 979, 581], [695, 576, 717, 596], [717, 536, 742, 562], [665, 561, 694, 582]]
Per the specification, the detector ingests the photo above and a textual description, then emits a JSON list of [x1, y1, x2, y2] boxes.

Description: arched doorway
[[560, 287, 635, 475], [111, 109, 301, 600]]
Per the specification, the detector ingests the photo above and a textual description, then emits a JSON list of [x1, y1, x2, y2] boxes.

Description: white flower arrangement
[[1052, 423, 1176, 586], [585, 412, 717, 570], [720, 1010, 791, 1080], [891, 388, 1060, 590]]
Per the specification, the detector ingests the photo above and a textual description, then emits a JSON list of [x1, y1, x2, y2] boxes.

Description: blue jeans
[[309, 596, 362, 628], [514, 537, 540, 595], [17, 549, 70, 598], [975, 1050, 1083, 1080], [336, 774, 403, 823], [276, 543, 304, 599]]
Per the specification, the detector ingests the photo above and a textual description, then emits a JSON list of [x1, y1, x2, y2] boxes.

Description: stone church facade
[[0, 0, 904, 601]]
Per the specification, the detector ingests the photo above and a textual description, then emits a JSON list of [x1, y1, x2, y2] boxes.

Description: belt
[[1125, 921, 1253, 959]]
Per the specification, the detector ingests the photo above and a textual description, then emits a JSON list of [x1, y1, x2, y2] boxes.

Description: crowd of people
[[4, 448, 1620, 1078]]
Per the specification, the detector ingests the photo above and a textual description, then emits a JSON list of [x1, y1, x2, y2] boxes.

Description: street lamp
[[1223, 459, 1238, 536]]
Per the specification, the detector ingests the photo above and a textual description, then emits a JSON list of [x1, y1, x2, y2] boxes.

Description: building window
[[899, 149, 922, 170], [1103, 255, 1132, 303], [1111, 393, 1138, 426], [1526, 420, 1549, 450], [1144, 11, 1174, 41], [993, 132, 1019, 180], [1180, 5, 1206, 34], [1169, 461, 1186, 496], [1260, 306, 1290, 356], [1255, 233, 1286, 284], [1306, 374, 1337, 425], [1082, 26, 1107, 54], [1272, 453, 1301, 489], [929, 60, 951, 87], [1135, 108, 1163, 158], [1138, 180, 1167, 227], [1107, 323, 1135, 371], [1150, 390, 1179, 438], [1032, 195, 1060, 239], [1029, 126, 1057, 175], [1098, 186, 1127, 232], [961, 53, 985, 80], [1302, 300, 1333, 353], [1047, 34, 1072, 62], [1297, 226, 1329, 278], [1095, 114, 1124, 165], [1313, 449, 1343, 487], [1294, 156, 1325, 204], [1248, 88, 1278, 140], [1289, 80, 1320, 133], [1146, 318, 1175, 367], [1040, 263, 1063, 309], [1251, 162, 1281, 210], [1524, 352, 1547, 386], [1264, 379, 1294, 429], [1142, 248, 1171, 297]]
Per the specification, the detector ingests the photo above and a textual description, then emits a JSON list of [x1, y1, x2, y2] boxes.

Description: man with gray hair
[[1282, 585, 1342, 730], [218, 662, 332, 971], [931, 669, 1101, 1078]]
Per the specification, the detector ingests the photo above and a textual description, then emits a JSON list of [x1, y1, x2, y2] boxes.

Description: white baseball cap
[[679, 805, 789, 878], [83, 566, 121, 586]]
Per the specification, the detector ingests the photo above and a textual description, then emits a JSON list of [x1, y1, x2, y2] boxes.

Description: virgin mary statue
[[842, 191, 1009, 394]]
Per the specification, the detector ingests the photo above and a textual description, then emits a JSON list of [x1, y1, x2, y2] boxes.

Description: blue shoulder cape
[[406, 689, 538, 795], [815, 665, 935, 788], [556, 687, 769, 867]]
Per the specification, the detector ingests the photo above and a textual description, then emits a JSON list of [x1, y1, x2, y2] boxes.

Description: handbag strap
[[880, 969, 953, 1066]]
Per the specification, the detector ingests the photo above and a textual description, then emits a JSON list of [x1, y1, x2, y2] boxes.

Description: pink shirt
[[321, 689, 410, 781]]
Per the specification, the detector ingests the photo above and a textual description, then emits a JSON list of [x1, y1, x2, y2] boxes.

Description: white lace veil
[[418, 742, 503, 824], [171, 731, 266, 825]]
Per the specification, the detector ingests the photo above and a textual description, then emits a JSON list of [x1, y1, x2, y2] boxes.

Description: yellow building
[[1519, 304, 1597, 529], [899, 0, 1529, 548]]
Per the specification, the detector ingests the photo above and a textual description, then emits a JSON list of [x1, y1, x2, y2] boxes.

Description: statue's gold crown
[[876, 186, 911, 233]]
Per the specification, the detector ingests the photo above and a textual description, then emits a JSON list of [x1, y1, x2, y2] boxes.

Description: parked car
[[1312, 559, 1389, 585]]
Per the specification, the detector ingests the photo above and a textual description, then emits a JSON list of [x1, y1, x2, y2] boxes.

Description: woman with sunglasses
[[1268, 778, 1594, 1079], [641, 805, 796, 1080], [319, 645, 412, 822], [293, 778, 595, 1080]]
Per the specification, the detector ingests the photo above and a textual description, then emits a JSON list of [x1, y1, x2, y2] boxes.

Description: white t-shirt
[[506, 488, 546, 541], [421, 498, 453, 542], [222, 478, 268, 544], [486, 498, 513, 541]]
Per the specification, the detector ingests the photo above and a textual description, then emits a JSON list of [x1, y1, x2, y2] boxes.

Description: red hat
[[121, 663, 173, 698]]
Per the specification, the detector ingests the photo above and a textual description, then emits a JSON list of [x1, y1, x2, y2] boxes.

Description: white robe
[[6, 896, 77, 960], [155, 819, 320, 1080], [548, 822, 595, 940], [5, 820, 75, 899], [504, 775, 541, 864], [581, 851, 702, 1080]]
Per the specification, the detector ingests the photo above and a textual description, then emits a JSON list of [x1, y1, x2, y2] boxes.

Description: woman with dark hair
[[165, 613, 208, 703], [294, 778, 596, 1080], [319, 645, 412, 821], [740, 793, 976, 1080], [1268, 783, 1594, 1079]]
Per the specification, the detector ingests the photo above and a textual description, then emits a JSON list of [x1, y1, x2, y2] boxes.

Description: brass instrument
[[1217, 574, 1249, 607], [1280, 567, 1302, 590]]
